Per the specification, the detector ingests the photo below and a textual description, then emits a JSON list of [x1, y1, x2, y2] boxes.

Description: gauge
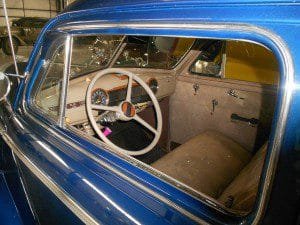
[[148, 78, 158, 94], [91, 88, 109, 105]]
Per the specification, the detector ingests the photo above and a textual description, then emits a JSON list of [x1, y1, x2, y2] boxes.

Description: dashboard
[[91, 78, 158, 107], [65, 69, 176, 125]]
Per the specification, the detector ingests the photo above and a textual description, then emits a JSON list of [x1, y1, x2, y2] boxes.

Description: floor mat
[[107, 120, 167, 164]]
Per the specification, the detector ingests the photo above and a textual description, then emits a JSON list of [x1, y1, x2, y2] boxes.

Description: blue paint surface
[[2, 0, 300, 224], [0, 173, 24, 225]]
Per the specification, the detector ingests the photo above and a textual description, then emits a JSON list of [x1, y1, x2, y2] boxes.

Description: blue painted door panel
[[10, 112, 200, 225], [17, 159, 84, 225], [0, 173, 24, 225]]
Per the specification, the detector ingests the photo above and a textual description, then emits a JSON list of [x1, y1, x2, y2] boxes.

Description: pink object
[[102, 127, 112, 137]]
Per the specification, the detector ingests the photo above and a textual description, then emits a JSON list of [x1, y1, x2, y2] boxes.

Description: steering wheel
[[86, 68, 162, 156]]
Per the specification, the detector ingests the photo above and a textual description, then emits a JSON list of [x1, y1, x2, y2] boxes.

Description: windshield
[[115, 36, 195, 69], [70, 35, 123, 78], [70, 35, 195, 77]]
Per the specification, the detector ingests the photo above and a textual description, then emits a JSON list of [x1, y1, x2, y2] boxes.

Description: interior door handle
[[231, 113, 259, 127]]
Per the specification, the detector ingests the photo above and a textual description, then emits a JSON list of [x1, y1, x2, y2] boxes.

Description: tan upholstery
[[152, 131, 267, 212], [152, 131, 251, 198], [218, 143, 267, 212], [170, 77, 277, 152]]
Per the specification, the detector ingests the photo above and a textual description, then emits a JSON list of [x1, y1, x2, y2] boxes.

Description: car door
[[1, 12, 295, 224], [0, 30, 204, 225]]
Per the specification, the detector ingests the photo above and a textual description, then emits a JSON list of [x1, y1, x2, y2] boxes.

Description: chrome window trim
[[4, 113, 39, 222], [22, 22, 294, 224], [59, 35, 73, 127], [29, 36, 67, 125]]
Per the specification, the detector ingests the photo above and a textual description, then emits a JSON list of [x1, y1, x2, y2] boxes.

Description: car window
[[70, 35, 123, 78], [115, 36, 195, 69], [32, 45, 65, 120], [190, 40, 279, 85], [62, 34, 280, 216]]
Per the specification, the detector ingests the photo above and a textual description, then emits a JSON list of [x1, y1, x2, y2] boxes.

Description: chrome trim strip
[[23, 22, 294, 224], [59, 35, 73, 127], [8, 115, 38, 222], [0, 75, 11, 102], [1, 132, 100, 225]]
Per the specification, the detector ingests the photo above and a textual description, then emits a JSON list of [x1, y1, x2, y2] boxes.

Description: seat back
[[218, 143, 267, 212]]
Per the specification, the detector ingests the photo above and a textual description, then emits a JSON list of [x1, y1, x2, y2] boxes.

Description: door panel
[[17, 159, 84, 225], [170, 75, 277, 151]]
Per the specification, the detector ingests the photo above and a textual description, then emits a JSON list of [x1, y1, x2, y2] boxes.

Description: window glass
[[115, 36, 194, 69], [70, 35, 123, 78], [190, 40, 279, 85], [224, 41, 279, 84], [33, 45, 65, 120]]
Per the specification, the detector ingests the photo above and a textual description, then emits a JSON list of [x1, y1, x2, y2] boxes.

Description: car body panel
[[0, 173, 24, 225], [1, 0, 299, 225]]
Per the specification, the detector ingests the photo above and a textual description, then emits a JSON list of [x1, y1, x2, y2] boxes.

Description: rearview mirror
[[191, 60, 221, 76], [0, 72, 11, 102]]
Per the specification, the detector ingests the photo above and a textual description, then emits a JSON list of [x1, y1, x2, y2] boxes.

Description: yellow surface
[[225, 41, 279, 85], [173, 38, 195, 57]]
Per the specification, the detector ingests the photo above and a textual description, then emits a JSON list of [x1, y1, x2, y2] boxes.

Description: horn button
[[121, 101, 136, 118]]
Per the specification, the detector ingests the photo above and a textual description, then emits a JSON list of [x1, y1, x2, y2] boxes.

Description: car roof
[[64, 0, 300, 13]]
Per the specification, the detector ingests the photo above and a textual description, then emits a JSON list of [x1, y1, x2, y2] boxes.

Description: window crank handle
[[211, 99, 218, 115]]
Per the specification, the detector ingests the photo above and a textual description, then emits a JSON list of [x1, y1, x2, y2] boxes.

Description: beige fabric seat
[[218, 142, 267, 211], [152, 131, 267, 212]]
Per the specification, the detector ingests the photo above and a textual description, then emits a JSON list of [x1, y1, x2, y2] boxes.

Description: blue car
[[0, 0, 299, 224]]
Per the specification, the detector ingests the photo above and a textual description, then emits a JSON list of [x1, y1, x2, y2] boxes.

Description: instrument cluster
[[91, 78, 158, 106]]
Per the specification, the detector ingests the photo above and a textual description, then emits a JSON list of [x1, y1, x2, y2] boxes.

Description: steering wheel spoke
[[126, 75, 133, 101], [134, 115, 158, 135], [92, 104, 119, 112]]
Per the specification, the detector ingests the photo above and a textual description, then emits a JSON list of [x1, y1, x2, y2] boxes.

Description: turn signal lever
[[99, 111, 120, 124]]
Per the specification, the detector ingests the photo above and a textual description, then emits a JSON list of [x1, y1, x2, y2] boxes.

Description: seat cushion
[[152, 131, 251, 198], [218, 143, 267, 212]]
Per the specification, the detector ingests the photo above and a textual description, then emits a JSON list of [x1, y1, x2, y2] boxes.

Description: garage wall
[[0, 0, 60, 26], [65, 0, 76, 5]]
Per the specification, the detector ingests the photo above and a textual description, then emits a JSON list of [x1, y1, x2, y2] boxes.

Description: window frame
[[22, 22, 293, 225], [27, 32, 72, 126], [63, 33, 282, 215]]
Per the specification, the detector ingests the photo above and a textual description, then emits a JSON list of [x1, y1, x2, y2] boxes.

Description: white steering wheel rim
[[86, 68, 162, 156]]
